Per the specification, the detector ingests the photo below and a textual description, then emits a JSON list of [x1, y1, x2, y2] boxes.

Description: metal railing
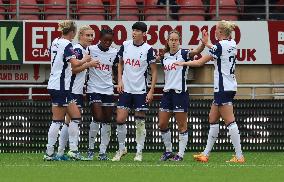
[[1, 84, 284, 99], [0, 0, 283, 21]]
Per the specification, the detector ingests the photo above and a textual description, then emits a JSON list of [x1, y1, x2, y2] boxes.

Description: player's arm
[[200, 30, 213, 49], [174, 55, 212, 67], [117, 45, 124, 93], [189, 29, 209, 57], [146, 48, 157, 103], [117, 58, 124, 93], [147, 63, 157, 102], [71, 58, 100, 74]]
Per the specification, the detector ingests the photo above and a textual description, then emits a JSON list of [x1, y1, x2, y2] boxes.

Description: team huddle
[[44, 20, 245, 163]]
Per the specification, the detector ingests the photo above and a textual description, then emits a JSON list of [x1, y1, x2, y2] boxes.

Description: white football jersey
[[208, 39, 237, 92], [118, 40, 156, 94], [69, 44, 89, 94], [86, 44, 118, 95], [162, 49, 191, 92], [47, 38, 76, 91]]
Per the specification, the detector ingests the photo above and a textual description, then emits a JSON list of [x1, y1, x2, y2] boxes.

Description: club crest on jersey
[[164, 63, 176, 71], [95, 64, 110, 71], [124, 59, 141, 67]]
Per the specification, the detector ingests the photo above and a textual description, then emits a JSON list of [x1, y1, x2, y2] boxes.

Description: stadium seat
[[210, 0, 238, 20], [9, 0, 40, 20], [144, 0, 167, 21], [77, 0, 105, 20], [176, 0, 205, 21], [44, 0, 68, 20], [109, 0, 139, 20], [0, 0, 5, 20]]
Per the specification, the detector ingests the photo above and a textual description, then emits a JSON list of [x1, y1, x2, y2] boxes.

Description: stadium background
[[0, 1, 284, 182]]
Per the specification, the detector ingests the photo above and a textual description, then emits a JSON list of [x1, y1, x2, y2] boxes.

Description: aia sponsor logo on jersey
[[124, 59, 141, 67], [164, 63, 176, 71], [95, 64, 110, 71]]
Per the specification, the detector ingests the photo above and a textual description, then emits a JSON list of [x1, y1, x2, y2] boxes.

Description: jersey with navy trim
[[47, 38, 76, 91], [118, 40, 155, 94], [162, 49, 191, 92], [86, 44, 118, 95], [69, 44, 89, 94], [208, 39, 237, 92]]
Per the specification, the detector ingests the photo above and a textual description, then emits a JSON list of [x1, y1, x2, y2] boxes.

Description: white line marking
[[1, 164, 284, 168]]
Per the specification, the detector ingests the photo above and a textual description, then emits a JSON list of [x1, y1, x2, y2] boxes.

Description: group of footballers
[[43, 19, 245, 163]]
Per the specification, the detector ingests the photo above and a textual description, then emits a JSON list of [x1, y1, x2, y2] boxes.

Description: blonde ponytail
[[58, 20, 77, 35], [217, 20, 237, 37]]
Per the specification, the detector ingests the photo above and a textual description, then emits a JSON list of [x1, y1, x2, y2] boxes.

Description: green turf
[[0, 152, 283, 182]]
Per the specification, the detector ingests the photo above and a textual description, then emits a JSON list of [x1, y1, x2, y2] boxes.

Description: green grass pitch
[[0, 152, 284, 182]]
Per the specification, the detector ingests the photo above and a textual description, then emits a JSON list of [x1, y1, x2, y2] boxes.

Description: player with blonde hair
[[175, 20, 245, 163], [44, 21, 97, 161], [55, 25, 99, 160]]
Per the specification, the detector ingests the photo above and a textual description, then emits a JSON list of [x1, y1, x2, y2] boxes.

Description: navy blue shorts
[[213, 91, 236, 106], [159, 90, 189, 112], [117, 92, 148, 111], [48, 89, 69, 107], [68, 93, 84, 108], [87, 93, 115, 107]]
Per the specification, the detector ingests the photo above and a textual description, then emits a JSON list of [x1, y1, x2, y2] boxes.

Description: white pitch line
[[1, 164, 284, 168]]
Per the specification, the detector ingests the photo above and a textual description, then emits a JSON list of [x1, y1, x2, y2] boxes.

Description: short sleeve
[[118, 45, 124, 59], [181, 49, 191, 62], [147, 47, 156, 64], [64, 43, 76, 61], [74, 48, 83, 60], [208, 43, 222, 59]]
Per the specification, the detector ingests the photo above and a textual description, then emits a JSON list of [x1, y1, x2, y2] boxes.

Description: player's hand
[[146, 90, 154, 103], [89, 59, 100, 67], [117, 81, 124, 94], [83, 54, 92, 62], [201, 29, 209, 45], [174, 61, 185, 66]]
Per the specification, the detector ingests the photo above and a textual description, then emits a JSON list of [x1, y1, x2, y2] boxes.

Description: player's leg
[[56, 114, 70, 160], [112, 92, 130, 161], [219, 91, 244, 163], [88, 102, 104, 159], [98, 95, 115, 161], [133, 93, 148, 161], [194, 104, 220, 162], [44, 89, 68, 160], [87, 93, 103, 159], [159, 111, 173, 161], [173, 112, 188, 161], [171, 91, 189, 161], [66, 99, 83, 160], [159, 91, 174, 161], [219, 102, 244, 162]]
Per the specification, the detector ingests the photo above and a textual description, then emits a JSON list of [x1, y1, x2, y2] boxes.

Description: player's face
[[100, 33, 113, 49], [132, 29, 145, 42], [81, 29, 94, 46], [168, 32, 180, 51]]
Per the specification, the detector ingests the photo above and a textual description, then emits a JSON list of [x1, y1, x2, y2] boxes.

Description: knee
[[208, 114, 219, 124], [158, 121, 168, 131], [116, 115, 126, 124], [177, 122, 187, 133]]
